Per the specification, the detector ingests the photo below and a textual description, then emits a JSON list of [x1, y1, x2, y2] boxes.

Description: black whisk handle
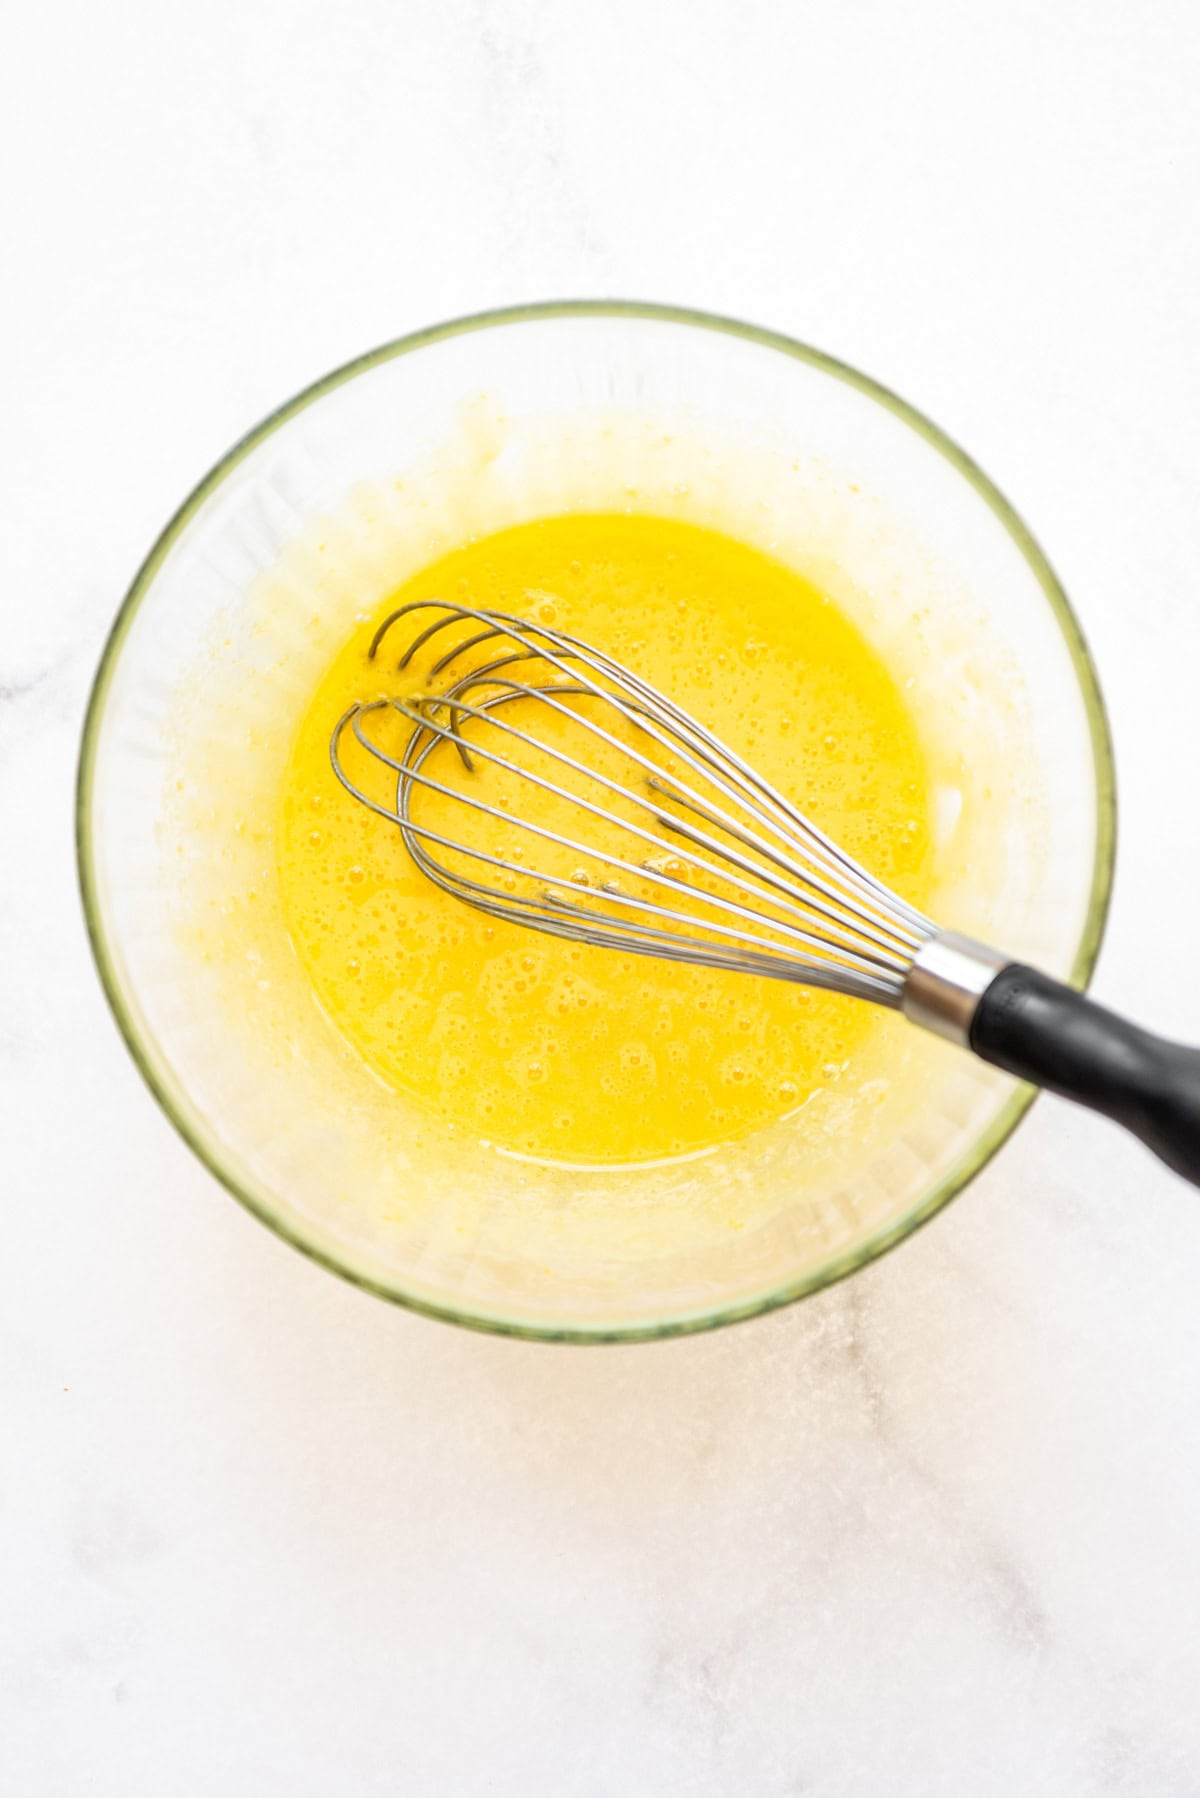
[[971, 965, 1200, 1189]]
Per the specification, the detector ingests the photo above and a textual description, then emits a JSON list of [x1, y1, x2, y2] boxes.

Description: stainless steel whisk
[[332, 600, 1200, 1187]]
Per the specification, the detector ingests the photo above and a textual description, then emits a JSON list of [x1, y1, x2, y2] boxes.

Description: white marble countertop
[[5, 3, 1200, 1792]]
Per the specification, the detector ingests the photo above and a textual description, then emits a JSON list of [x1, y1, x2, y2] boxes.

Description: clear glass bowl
[[77, 303, 1115, 1340]]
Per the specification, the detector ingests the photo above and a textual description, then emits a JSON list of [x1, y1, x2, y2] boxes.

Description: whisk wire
[[331, 599, 938, 1004], [413, 674, 915, 958], [431, 605, 930, 937], [350, 696, 906, 981]]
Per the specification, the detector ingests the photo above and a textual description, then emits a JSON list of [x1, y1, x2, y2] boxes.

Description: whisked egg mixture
[[277, 513, 933, 1166]]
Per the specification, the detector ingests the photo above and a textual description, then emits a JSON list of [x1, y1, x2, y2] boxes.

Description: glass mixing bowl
[[77, 303, 1114, 1340]]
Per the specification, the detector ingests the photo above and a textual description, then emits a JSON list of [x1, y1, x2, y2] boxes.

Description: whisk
[[331, 600, 1200, 1188]]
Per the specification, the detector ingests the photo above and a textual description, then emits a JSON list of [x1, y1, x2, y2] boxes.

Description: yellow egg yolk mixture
[[277, 514, 932, 1164]]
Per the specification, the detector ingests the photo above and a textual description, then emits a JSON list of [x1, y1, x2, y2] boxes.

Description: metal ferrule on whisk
[[901, 932, 1011, 1046]]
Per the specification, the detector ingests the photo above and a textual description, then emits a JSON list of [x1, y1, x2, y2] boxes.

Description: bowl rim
[[76, 299, 1117, 1343]]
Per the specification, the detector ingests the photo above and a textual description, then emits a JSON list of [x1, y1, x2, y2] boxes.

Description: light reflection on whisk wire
[[330, 600, 938, 1006]]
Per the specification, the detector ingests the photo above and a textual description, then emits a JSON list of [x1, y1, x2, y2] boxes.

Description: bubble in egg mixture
[[276, 513, 933, 1164]]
